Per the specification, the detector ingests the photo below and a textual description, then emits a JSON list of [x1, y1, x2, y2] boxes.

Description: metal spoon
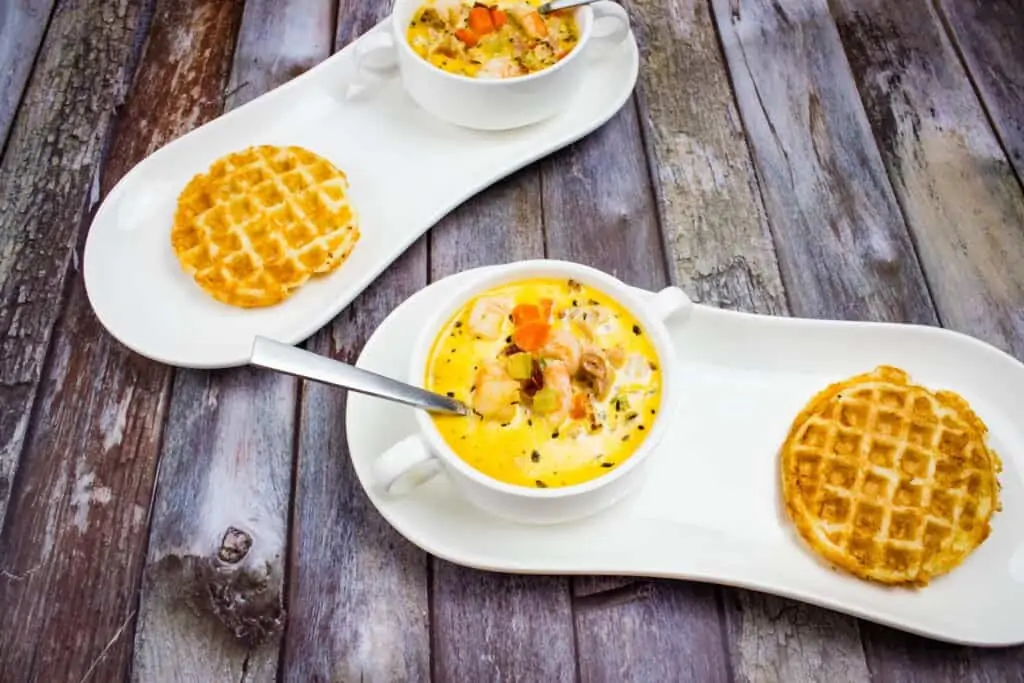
[[249, 336, 468, 416], [538, 0, 602, 13]]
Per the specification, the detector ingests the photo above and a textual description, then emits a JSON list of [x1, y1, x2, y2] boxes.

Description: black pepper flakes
[[601, 462, 613, 468], [637, 425, 645, 431], [622, 435, 630, 441], [531, 450, 541, 463], [535, 480, 548, 488], [632, 324, 642, 335], [505, 335, 512, 343], [551, 430, 559, 439], [446, 391, 455, 398], [527, 419, 533, 426], [454, 321, 463, 328]]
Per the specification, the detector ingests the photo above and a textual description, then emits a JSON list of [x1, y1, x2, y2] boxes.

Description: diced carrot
[[491, 8, 508, 28], [511, 303, 542, 326], [569, 393, 588, 420], [522, 11, 548, 38], [512, 321, 549, 351], [468, 7, 495, 35], [455, 28, 478, 46], [539, 298, 553, 321]]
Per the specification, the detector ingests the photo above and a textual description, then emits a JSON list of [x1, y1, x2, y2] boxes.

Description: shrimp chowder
[[425, 277, 662, 489], [406, 0, 580, 79]]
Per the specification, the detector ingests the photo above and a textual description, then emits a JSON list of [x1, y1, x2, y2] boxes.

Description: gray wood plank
[[540, 73, 732, 677], [936, 0, 1024, 184], [709, 0, 936, 326], [130, 2, 330, 681], [623, 3, 870, 680], [279, 2, 432, 681], [428, 170, 578, 682], [0, 1, 243, 681], [0, 0, 56, 152], [832, 0, 1024, 361], [830, 0, 1024, 677], [0, 0, 147, 539]]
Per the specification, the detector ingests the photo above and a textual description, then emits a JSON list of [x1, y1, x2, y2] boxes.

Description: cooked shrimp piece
[[472, 361, 520, 421], [510, 7, 548, 38], [538, 328, 581, 374], [467, 296, 511, 339]]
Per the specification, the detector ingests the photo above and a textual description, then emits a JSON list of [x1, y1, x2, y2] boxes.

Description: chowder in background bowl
[[372, 260, 690, 525], [350, 0, 631, 130]]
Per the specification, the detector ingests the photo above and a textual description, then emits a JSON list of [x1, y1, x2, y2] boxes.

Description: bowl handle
[[346, 31, 398, 100], [588, 1, 631, 59], [647, 286, 692, 323], [373, 434, 442, 495]]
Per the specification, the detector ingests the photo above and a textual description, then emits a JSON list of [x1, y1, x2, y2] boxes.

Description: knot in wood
[[218, 526, 252, 564]]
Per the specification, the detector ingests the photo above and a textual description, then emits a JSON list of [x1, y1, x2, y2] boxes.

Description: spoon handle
[[539, 0, 600, 13], [249, 336, 468, 416]]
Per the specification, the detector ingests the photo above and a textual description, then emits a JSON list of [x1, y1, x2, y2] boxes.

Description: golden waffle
[[171, 145, 360, 308], [780, 366, 1001, 587]]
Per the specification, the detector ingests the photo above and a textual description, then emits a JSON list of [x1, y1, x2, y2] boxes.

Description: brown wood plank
[[540, 73, 732, 675], [832, 0, 1024, 361], [279, 2, 432, 681], [0, 0, 56, 152], [709, 0, 935, 326], [829, 0, 1024, 677], [428, 171, 579, 681], [0, 1, 243, 681], [0, 0, 147, 535], [936, 0, 1024, 184], [130, 2, 331, 681]]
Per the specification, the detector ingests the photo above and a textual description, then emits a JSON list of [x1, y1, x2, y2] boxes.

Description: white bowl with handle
[[349, 0, 632, 130], [372, 259, 691, 525]]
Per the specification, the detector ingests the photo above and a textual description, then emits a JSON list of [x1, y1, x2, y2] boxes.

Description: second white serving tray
[[82, 19, 639, 369], [347, 266, 1024, 647]]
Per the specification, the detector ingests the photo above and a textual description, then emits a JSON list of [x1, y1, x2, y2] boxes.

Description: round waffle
[[780, 365, 1001, 587], [171, 145, 360, 308]]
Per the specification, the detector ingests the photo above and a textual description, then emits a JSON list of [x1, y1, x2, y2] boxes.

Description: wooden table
[[1, 0, 1022, 680]]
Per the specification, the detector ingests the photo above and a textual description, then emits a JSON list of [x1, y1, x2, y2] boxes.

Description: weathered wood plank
[[0, 0, 57, 152], [279, 3, 432, 681], [0, 1, 243, 681], [428, 170, 579, 681], [829, 0, 1024, 677], [832, 0, 1024, 362], [936, 0, 1024, 184], [0, 0, 146, 536], [626, 0, 873, 676], [709, 0, 935, 326], [131, 2, 329, 681], [540, 74, 732, 676]]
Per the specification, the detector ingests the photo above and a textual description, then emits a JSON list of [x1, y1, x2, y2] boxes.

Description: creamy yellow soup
[[407, 0, 580, 79], [425, 277, 662, 488]]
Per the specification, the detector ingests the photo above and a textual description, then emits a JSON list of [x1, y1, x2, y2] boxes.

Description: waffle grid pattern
[[781, 366, 1001, 586], [171, 145, 360, 308]]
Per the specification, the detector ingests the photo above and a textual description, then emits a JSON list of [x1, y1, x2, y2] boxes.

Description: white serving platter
[[82, 19, 639, 369], [347, 266, 1024, 647]]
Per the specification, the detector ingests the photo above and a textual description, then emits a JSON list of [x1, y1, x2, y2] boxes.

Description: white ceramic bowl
[[351, 0, 632, 130], [371, 259, 691, 525]]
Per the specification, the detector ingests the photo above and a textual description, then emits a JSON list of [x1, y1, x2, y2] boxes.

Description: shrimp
[[540, 360, 572, 424], [509, 7, 549, 38], [538, 328, 581, 375], [467, 296, 512, 340], [472, 361, 520, 422]]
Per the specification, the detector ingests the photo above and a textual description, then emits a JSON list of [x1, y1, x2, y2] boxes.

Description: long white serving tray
[[82, 19, 639, 369], [347, 266, 1024, 647]]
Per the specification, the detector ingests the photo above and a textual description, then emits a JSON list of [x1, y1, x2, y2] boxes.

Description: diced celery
[[532, 388, 559, 414], [506, 352, 533, 380]]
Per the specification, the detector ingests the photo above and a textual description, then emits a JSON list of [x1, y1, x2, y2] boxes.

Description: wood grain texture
[[0, 0, 145, 537], [628, 1, 871, 679], [709, 0, 935, 326], [280, 3, 432, 682], [540, 86, 731, 679], [0, 1, 243, 681], [936, 0, 1024, 183], [0, 0, 56, 152], [831, 0, 1024, 362], [428, 170, 579, 681], [830, 0, 1024, 678], [131, 1, 327, 681]]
